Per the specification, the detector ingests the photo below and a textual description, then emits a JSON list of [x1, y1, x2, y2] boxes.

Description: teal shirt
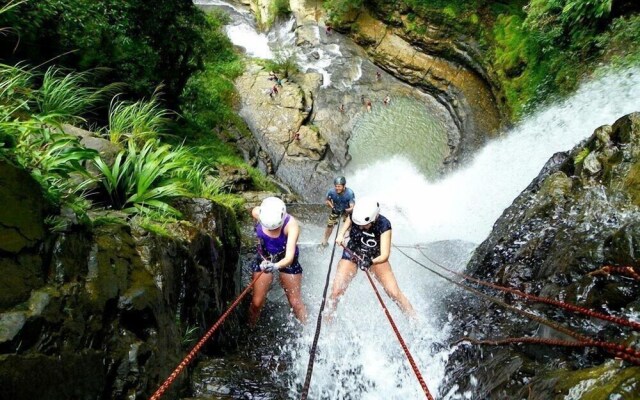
[[326, 187, 355, 213]]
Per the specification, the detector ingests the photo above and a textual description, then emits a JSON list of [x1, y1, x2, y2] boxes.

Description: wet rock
[[0, 178, 242, 400], [0, 312, 26, 343], [0, 160, 48, 253], [444, 113, 640, 398], [217, 165, 254, 192], [63, 123, 122, 167], [286, 125, 327, 160], [583, 151, 602, 175]]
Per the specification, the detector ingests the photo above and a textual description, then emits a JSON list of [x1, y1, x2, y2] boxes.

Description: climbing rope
[[149, 271, 265, 400], [300, 219, 341, 400], [393, 246, 640, 363], [589, 265, 640, 281], [413, 247, 640, 331], [363, 269, 434, 399], [456, 336, 640, 365], [340, 245, 434, 399]]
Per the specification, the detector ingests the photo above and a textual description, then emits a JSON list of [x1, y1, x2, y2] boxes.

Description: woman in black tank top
[[325, 198, 416, 320]]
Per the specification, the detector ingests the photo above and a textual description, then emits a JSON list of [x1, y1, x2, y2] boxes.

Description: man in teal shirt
[[321, 176, 355, 246]]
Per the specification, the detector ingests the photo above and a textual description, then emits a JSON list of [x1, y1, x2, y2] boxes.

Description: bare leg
[[325, 259, 357, 320], [371, 262, 416, 317], [248, 272, 274, 326], [279, 273, 307, 324], [321, 225, 334, 246]]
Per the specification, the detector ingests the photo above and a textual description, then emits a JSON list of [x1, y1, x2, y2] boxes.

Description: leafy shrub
[[0, 0, 210, 107], [93, 139, 191, 216]]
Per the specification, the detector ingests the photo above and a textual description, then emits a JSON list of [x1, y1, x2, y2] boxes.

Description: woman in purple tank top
[[249, 197, 307, 326]]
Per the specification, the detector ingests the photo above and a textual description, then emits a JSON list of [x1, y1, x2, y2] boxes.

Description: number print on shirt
[[360, 231, 377, 248]]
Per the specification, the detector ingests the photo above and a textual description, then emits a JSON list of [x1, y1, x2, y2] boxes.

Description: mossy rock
[[551, 362, 640, 399], [0, 159, 49, 253]]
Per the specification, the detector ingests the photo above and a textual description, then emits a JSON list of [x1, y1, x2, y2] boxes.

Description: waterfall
[[288, 67, 640, 399], [347, 69, 640, 244], [192, 1, 640, 398]]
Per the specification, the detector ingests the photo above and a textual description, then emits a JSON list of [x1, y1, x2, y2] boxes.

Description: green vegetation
[[0, 3, 278, 228], [326, 0, 640, 119], [0, 0, 209, 108]]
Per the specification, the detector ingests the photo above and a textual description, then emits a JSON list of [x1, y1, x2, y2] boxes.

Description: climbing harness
[[393, 246, 640, 365], [149, 271, 265, 400], [300, 220, 340, 400]]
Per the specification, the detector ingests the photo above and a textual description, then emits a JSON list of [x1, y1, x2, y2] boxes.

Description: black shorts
[[251, 258, 303, 274]]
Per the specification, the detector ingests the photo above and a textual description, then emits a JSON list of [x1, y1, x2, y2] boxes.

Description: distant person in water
[[361, 94, 366, 105], [376, 71, 382, 81], [326, 198, 416, 319], [321, 176, 355, 247], [366, 100, 372, 112], [383, 95, 390, 106], [326, 24, 332, 35], [339, 104, 345, 113], [250, 197, 307, 325]]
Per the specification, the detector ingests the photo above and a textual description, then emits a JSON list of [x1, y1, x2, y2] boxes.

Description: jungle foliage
[[0, 2, 272, 223], [324, 0, 640, 119]]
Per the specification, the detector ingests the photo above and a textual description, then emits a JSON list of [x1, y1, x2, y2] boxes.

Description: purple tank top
[[256, 215, 299, 258]]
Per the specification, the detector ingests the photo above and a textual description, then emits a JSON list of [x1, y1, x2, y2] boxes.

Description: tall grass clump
[[107, 96, 170, 144], [36, 67, 105, 122]]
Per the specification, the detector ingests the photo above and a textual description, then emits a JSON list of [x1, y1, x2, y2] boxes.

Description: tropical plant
[[0, 63, 32, 117], [93, 139, 192, 216], [36, 67, 118, 123], [0, 0, 210, 107], [107, 96, 170, 144]]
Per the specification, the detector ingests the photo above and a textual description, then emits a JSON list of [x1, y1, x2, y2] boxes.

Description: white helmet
[[259, 197, 287, 230], [352, 198, 379, 226]]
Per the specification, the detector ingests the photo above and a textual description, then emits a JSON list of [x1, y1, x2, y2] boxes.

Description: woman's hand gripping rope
[[260, 260, 279, 273], [340, 244, 372, 271]]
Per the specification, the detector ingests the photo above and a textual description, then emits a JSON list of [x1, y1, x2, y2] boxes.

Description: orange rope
[[149, 272, 264, 400]]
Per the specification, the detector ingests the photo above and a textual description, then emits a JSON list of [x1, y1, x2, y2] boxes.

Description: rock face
[[236, 65, 336, 200], [348, 8, 504, 152], [442, 113, 640, 399], [0, 162, 242, 400], [235, 23, 458, 201], [233, 1, 504, 201]]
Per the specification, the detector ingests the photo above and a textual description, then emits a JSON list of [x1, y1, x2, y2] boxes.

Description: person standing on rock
[[250, 197, 307, 325], [321, 176, 355, 246], [325, 198, 416, 319]]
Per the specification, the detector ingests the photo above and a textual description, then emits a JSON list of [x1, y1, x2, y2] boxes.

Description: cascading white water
[[281, 67, 640, 399], [193, 2, 640, 398], [348, 69, 640, 244]]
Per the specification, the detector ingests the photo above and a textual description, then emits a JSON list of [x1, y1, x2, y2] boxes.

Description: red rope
[[414, 248, 640, 331], [364, 270, 434, 399], [589, 265, 640, 281], [457, 336, 640, 366], [393, 246, 640, 364], [149, 272, 264, 400]]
